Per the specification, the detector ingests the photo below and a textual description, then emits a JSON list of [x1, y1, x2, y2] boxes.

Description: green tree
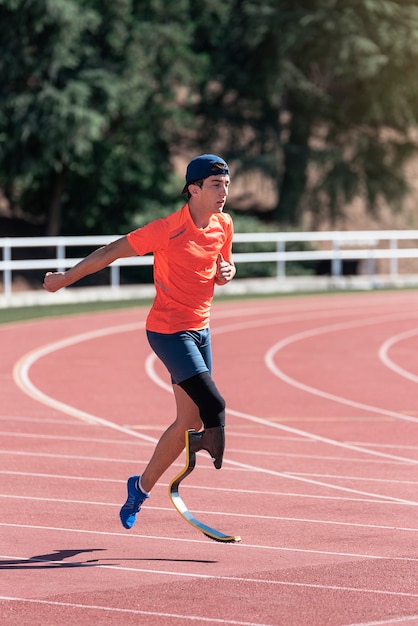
[[2, 0, 418, 235], [191, 0, 418, 226], [0, 0, 200, 235]]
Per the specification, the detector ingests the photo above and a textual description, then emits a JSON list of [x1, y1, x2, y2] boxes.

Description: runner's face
[[197, 175, 230, 212]]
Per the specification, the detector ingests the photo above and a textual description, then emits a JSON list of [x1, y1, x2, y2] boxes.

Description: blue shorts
[[146, 329, 212, 385]]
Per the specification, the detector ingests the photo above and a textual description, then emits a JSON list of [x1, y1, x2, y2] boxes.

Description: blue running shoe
[[119, 475, 149, 529]]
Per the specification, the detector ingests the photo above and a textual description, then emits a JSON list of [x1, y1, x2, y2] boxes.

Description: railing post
[[110, 264, 120, 288], [57, 241, 66, 273], [366, 248, 375, 277], [331, 241, 341, 277], [3, 241, 11, 296], [390, 238, 398, 278], [277, 241, 285, 278]]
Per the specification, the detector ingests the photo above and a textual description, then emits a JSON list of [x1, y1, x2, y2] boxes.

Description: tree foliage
[[1, 0, 418, 234], [192, 0, 418, 225], [0, 0, 200, 234]]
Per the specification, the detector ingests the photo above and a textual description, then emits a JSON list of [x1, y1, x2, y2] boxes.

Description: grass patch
[[0, 291, 297, 325], [2, 286, 411, 326], [0, 298, 153, 325]]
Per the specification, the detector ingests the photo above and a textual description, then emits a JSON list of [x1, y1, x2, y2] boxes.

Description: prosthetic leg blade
[[168, 429, 241, 544]]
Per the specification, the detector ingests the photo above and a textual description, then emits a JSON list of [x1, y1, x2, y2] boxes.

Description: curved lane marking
[[13, 308, 418, 505], [145, 350, 418, 466], [264, 314, 418, 427], [13, 322, 157, 444], [379, 327, 418, 384]]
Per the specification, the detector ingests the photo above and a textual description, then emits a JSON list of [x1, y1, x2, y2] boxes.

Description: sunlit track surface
[[2, 291, 418, 626]]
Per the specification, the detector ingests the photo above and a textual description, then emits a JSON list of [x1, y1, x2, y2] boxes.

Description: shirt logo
[[169, 227, 187, 241]]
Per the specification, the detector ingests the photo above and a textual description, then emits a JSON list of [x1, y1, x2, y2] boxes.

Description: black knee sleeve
[[178, 372, 225, 429]]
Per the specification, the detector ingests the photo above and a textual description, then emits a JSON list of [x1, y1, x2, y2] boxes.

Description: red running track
[[1, 291, 418, 626]]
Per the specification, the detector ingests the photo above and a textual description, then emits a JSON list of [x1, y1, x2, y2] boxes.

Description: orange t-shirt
[[127, 203, 234, 333]]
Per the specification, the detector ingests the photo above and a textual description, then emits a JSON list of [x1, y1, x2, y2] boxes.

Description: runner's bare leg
[[140, 384, 202, 493]]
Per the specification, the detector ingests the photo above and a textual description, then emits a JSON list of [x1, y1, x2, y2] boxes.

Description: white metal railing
[[1, 230, 418, 297]]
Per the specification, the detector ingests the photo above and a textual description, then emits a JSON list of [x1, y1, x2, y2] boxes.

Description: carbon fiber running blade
[[168, 429, 241, 544]]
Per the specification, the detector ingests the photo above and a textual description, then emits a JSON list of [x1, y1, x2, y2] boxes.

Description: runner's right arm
[[43, 236, 136, 293]]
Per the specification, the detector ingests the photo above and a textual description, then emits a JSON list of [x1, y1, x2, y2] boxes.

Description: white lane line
[[0, 415, 86, 425], [0, 475, 415, 506], [223, 457, 417, 505], [2, 493, 418, 532], [12, 322, 158, 444], [264, 314, 418, 427], [1, 445, 415, 468], [347, 442, 418, 451], [229, 408, 418, 466], [379, 327, 418, 384], [0, 596, 273, 626], [0, 431, 153, 446], [4, 430, 416, 463], [144, 340, 418, 504], [287, 472, 418, 486], [345, 615, 418, 626], [3, 470, 416, 506], [145, 348, 418, 466], [0, 544, 418, 588], [4, 467, 418, 488], [0, 449, 158, 465], [146, 312, 418, 465], [1, 522, 418, 563], [13, 310, 418, 508]]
